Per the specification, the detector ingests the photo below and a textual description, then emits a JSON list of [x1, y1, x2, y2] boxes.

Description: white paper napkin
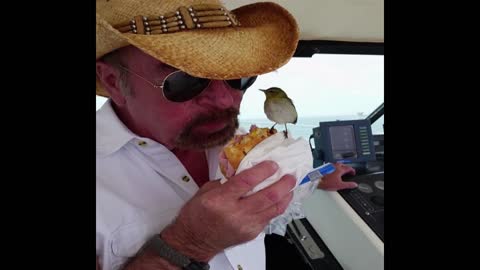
[[220, 131, 317, 235]]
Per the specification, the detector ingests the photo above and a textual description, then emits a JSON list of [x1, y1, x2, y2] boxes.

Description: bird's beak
[[259, 89, 266, 92]]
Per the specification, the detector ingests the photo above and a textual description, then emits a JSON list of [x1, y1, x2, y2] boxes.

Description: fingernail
[[290, 178, 297, 189], [287, 175, 297, 188], [266, 160, 278, 170]]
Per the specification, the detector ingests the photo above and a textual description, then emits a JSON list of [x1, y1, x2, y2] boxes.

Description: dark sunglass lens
[[241, 76, 257, 90], [163, 72, 210, 102], [226, 76, 258, 91]]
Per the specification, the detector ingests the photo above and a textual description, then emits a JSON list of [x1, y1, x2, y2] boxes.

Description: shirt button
[[237, 265, 243, 270], [182, 175, 190, 182], [138, 141, 147, 146]]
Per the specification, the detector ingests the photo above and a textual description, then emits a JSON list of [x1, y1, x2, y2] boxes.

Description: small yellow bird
[[259, 87, 298, 138]]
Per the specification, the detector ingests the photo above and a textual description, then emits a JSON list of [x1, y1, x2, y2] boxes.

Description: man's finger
[[196, 179, 222, 196], [257, 191, 294, 223], [340, 181, 358, 189], [318, 179, 358, 191], [334, 162, 356, 176], [342, 166, 356, 176], [221, 160, 278, 198], [241, 174, 296, 213]]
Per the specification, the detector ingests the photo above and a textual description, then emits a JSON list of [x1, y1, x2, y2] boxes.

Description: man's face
[[113, 47, 244, 150]]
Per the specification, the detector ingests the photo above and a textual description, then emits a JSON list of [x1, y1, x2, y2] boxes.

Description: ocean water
[[239, 115, 384, 144]]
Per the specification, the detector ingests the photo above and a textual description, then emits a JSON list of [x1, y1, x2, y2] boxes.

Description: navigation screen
[[329, 125, 357, 159]]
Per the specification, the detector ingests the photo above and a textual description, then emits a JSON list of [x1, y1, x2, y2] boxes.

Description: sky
[[96, 54, 384, 119]]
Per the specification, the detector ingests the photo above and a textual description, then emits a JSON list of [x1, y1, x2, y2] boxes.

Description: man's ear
[[96, 61, 126, 106]]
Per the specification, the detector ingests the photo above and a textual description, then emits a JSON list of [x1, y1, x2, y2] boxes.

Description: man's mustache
[[184, 108, 239, 131]]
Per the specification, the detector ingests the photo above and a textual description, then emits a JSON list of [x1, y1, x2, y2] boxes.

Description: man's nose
[[195, 80, 235, 109]]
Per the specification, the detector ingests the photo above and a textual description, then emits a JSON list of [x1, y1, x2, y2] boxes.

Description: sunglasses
[[118, 65, 257, 102]]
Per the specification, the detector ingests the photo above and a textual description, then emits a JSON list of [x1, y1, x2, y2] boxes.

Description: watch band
[[146, 235, 210, 270], [184, 261, 210, 270]]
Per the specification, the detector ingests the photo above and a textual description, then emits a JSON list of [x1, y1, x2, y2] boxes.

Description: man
[[96, 1, 356, 270]]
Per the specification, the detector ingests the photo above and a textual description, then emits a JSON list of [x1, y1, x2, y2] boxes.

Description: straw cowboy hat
[[96, 0, 300, 97]]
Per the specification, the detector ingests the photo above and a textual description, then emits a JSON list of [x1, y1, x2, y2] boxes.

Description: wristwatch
[[145, 234, 210, 270]]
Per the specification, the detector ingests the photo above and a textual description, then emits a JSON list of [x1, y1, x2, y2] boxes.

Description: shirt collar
[[96, 99, 139, 156]]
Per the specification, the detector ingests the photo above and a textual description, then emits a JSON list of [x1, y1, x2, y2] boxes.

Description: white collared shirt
[[96, 100, 265, 270]]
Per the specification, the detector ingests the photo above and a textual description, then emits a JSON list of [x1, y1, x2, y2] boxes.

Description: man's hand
[[317, 162, 358, 191], [162, 160, 296, 262]]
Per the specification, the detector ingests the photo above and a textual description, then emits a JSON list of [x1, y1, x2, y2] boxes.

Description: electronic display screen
[[312, 119, 375, 164], [328, 125, 358, 159]]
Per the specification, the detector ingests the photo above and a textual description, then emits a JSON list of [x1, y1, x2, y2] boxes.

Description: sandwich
[[219, 125, 277, 178]]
